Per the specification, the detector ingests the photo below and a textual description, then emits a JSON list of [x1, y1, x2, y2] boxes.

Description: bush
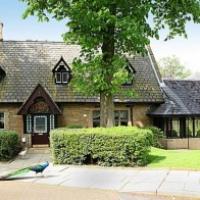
[[50, 127, 153, 167], [146, 126, 164, 148], [0, 130, 21, 161], [66, 124, 83, 129]]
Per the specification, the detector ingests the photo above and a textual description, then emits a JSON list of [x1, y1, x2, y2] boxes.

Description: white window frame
[[50, 114, 55, 130], [26, 115, 32, 133], [56, 72, 62, 83], [34, 115, 47, 133], [0, 112, 4, 130]]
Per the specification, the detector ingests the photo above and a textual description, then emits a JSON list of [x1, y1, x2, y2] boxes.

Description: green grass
[[148, 147, 200, 170]]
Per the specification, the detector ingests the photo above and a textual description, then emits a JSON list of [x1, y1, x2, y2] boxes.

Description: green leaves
[[158, 55, 191, 79], [0, 131, 21, 161], [21, 0, 200, 100], [50, 126, 153, 166]]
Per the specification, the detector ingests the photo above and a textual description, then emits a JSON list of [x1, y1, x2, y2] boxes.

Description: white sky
[[151, 22, 200, 75]]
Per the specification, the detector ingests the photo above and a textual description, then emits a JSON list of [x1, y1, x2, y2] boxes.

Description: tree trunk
[[100, 92, 114, 127], [100, 3, 116, 127]]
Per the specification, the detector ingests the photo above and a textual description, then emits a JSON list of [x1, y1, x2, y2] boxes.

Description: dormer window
[[52, 57, 72, 84], [123, 63, 135, 86]]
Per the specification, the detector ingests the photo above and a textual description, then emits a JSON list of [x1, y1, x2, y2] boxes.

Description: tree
[[21, 0, 200, 127], [159, 55, 191, 79]]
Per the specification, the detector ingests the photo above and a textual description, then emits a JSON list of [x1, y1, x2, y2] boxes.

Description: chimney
[[0, 23, 3, 41]]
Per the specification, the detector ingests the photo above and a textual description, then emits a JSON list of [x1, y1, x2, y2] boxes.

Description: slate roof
[[0, 40, 164, 103], [149, 80, 200, 116]]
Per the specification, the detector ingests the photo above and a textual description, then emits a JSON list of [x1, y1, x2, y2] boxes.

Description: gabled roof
[[0, 40, 164, 103], [18, 84, 61, 115], [149, 80, 200, 116], [52, 56, 71, 72]]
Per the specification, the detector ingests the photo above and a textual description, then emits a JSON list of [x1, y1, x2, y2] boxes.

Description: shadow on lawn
[[147, 154, 166, 164]]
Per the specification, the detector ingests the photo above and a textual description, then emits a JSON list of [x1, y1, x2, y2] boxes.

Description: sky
[[1, 0, 200, 75]]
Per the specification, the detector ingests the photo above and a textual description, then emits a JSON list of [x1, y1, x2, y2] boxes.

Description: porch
[[154, 117, 200, 149]]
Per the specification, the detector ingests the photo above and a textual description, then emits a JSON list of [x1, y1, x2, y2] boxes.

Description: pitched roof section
[[149, 80, 200, 116], [52, 56, 71, 72], [18, 84, 61, 115], [0, 40, 164, 103]]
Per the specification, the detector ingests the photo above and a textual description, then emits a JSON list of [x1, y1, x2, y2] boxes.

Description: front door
[[32, 115, 49, 145]]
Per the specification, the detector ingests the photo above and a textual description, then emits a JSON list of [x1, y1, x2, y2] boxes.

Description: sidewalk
[[1, 149, 200, 199], [1, 181, 197, 200]]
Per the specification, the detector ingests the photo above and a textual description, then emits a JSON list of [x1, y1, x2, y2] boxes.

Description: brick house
[[0, 24, 166, 146]]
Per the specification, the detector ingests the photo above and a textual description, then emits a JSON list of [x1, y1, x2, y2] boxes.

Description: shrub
[[0, 130, 21, 161], [66, 124, 83, 129], [146, 126, 164, 148], [50, 127, 153, 167]]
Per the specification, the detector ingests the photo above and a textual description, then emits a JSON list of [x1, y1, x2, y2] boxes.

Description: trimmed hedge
[[146, 126, 164, 148], [50, 127, 153, 166], [0, 131, 21, 161]]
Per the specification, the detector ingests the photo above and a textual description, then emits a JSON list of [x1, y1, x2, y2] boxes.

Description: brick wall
[[0, 103, 153, 144], [0, 103, 23, 136], [57, 103, 152, 128], [132, 104, 152, 127]]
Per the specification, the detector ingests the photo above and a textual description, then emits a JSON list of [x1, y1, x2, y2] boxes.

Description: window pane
[[93, 111, 100, 127], [186, 118, 193, 137], [172, 119, 180, 137], [195, 118, 200, 137], [62, 72, 69, 83], [26, 115, 32, 133], [50, 115, 55, 130], [120, 111, 128, 120], [56, 72, 61, 83], [115, 110, 128, 126], [34, 116, 47, 133], [0, 113, 4, 129]]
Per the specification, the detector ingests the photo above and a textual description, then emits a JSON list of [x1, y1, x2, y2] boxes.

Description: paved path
[[0, 181, 197, 200], [1, 149, 200, 199]]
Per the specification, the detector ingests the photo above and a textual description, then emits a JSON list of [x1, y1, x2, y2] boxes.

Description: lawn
[[148, 147, 200, 170]]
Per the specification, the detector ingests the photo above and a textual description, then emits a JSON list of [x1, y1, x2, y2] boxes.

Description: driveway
[[0, 149, 200, 199]]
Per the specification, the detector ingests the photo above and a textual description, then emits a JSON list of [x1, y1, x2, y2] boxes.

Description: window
[[0, 113, 4, 129], [55, 71, 70, 84], [56, 72, 61, 83], [34, 116, 47, 133], [195, 118, 200, 137], [115, 110, 128, 126], [53, 58, 71, 84], [26, 115, 32, 133], [172, 118, 180, 137], [50, 114, 55, 130], [93, 111, 100, 127], [92, 110, 129, 127], [123, 64, 135, 86], [62, 72, 69, 83]]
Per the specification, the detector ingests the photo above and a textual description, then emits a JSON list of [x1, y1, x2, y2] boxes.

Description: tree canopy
[[21, 0, 200, 126], [158, 55, 191, 79]]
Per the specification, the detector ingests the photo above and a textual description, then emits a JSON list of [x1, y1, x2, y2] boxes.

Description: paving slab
[[59, 167, 139, 190], [120, 169, 168, 193]]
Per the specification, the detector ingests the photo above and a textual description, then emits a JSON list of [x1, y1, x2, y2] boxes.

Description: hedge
[[145, 126, 164, 148], [50, 126, 153, 166], [0, 131, 21, 161]]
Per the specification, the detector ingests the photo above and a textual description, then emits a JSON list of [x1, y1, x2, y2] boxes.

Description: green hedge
[[145, 126, 164, 148], [50, 127, 153, 166], [0, 131, 21, 161]]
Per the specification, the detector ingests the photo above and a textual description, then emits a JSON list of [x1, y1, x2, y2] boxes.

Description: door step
[[32, 144, 49, 148], [28, 147, 50, 154]]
